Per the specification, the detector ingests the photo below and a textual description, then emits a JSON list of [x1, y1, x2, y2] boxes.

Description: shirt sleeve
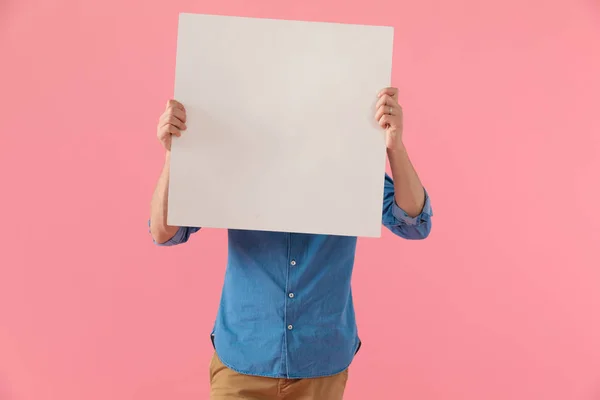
[[148, 219, 201, 246], [381, 174, 433, 240]]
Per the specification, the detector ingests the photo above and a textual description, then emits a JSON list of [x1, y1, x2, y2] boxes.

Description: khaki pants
[[209, 352, 349, 400]]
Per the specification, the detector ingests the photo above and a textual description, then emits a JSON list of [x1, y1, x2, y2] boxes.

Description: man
[[149, 87, 433, 399]]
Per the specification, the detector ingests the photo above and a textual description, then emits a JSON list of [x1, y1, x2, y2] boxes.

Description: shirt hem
[[214, 338, 360, 379]]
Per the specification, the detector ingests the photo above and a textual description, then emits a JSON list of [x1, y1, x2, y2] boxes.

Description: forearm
[[387, 143, 425, 218], [150, 151, 180, 243]]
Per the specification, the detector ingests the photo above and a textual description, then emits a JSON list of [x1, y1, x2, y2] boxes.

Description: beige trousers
[[209, 352, 349, 400]]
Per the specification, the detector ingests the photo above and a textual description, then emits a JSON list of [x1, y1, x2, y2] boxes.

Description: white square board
[[168, 13, 394, 237]]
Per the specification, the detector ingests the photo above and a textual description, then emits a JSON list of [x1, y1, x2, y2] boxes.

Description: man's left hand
[[375, 87, 404, 151]]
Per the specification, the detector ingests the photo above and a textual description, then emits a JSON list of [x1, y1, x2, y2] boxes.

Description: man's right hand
[[157, 100, 187, 151]]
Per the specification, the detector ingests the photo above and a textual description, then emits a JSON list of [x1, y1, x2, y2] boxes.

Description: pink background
[[1, 0, 599, 399]]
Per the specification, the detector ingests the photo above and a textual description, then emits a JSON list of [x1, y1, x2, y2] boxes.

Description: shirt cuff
[[154, 226, 187, 246], [148, 219, 187, 246], [391, 190, 433, 226]]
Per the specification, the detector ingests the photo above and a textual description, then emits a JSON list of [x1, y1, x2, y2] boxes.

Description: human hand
[[375, 87, 404, 150], [157, 100, 187, 151]]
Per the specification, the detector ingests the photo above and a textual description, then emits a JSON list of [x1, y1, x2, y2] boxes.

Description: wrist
[[387, 141, 407, 156]]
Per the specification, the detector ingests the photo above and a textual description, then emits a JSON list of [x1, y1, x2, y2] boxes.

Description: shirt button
[[288, 325, 293, 330], [290, 260, 297, 266], [289, 293, 294, 298]]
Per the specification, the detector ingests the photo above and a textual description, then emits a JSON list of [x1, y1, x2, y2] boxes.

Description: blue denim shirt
[[151, 174, 432, 378]]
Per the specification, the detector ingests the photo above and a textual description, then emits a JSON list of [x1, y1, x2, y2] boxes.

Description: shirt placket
[[283, 232, 298, 378]]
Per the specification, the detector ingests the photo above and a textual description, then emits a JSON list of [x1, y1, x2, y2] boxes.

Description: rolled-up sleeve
[[381, 174, 433, 240], [148, 220, 201, 246]]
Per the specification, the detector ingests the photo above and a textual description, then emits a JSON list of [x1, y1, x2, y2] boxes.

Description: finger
[[167, 106, 186, 122], [166, 99, 185, 111], [375, 104, 396, 121], [375, 94, 398, 110], [158, 123, 182, 140], [158, 109, 186, 129], [167, 124, 182, 137], [160, 115, 186, 131], [378, 114, 392, 129], [378, 87, 398, 100]]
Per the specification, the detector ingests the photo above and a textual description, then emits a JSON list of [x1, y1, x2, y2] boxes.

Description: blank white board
[[168, 13, 394, 237]]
